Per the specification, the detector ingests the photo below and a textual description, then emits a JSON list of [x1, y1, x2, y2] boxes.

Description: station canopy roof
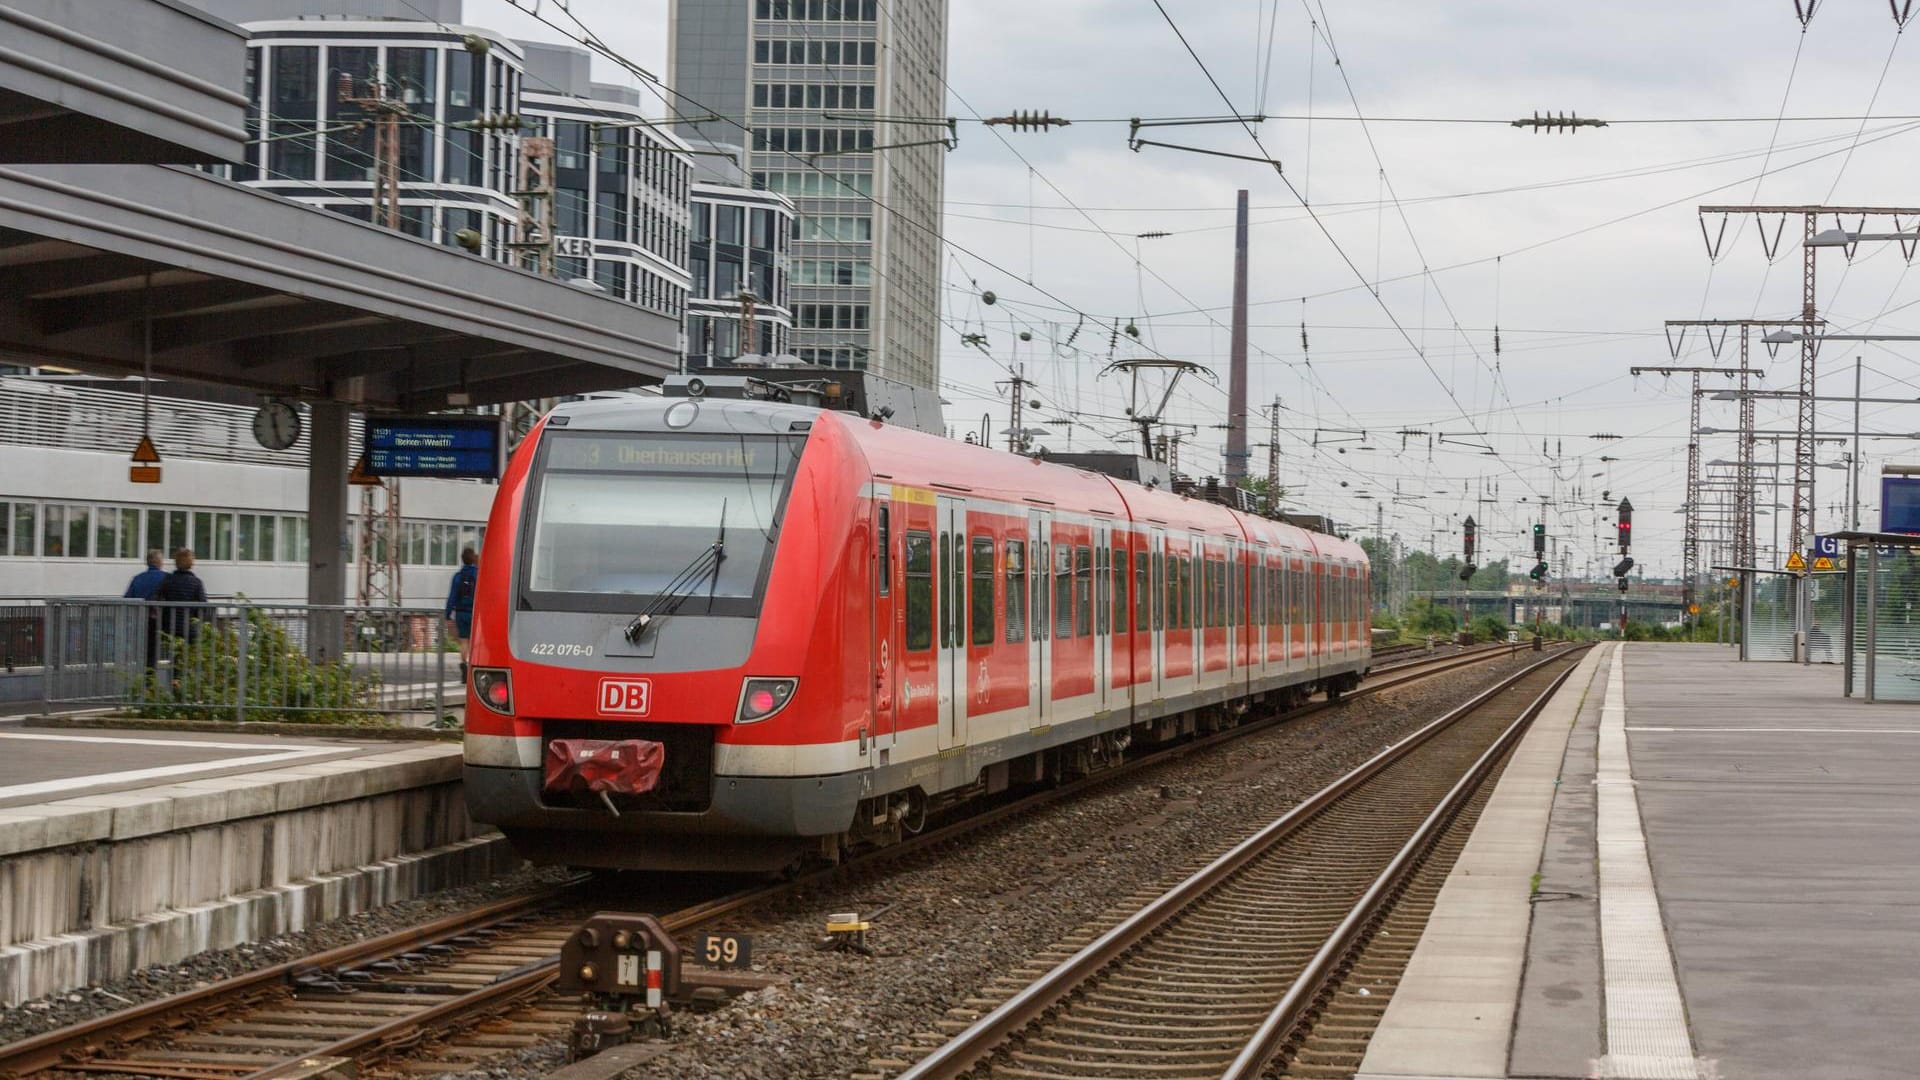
[[0, 165, 682, 409]]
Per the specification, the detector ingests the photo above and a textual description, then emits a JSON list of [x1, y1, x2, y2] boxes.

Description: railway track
[[1, 642, 1534, 1080], [894, 646, 1585, 1080]]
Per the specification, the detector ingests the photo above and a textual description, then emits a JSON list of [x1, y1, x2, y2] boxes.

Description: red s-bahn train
[[463, 379, 1370, 872]]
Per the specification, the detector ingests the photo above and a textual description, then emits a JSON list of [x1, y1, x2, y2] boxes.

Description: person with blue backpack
[[445, 546, 478, 679]]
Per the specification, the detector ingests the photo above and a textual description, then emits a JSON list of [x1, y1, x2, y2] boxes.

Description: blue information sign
[[1882, 476, 1920, 536], [1812, 534, 1841, 559], [365, 416, 505, 480]]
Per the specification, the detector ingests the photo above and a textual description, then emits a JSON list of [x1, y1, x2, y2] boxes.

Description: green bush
[[1471, 614, 1509, 642], [136, 606, 384, 724]]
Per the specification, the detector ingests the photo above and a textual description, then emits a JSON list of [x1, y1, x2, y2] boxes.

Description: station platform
[[0, 722, 514, 1006], [0, 723, 439, 810], [1358, 642, 1920, 1080]]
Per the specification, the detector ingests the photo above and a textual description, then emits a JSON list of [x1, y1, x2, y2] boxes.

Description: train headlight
[[736, 678, 797, 723], [472, 667, 514, 715]]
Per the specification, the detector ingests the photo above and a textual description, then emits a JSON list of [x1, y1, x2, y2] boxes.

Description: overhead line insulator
[[1509, 111, 1609, 134], [984, 110, 1072, 132]]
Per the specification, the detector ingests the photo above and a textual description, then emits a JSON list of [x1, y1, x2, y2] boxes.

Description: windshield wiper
[[624, 499, 728, 643]]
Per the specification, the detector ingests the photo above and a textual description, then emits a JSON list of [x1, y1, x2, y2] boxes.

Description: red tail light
[[736, 678, 796, 723], [472, 667, 514, 716]]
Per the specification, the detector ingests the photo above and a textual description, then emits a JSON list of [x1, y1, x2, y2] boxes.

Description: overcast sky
[[480, 0, 1920, 578]]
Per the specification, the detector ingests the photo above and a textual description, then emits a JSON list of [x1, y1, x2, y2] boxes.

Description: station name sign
[[365, 416, 506, 480]]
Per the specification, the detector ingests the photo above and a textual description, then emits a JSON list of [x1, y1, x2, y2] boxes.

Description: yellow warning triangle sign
[[1785, 551, 1807, 571], [130, 435, 161, 464], [348, 451, 381, 486], [1812, 555, 1836, 571]]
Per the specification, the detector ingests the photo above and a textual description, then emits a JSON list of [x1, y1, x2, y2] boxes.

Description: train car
[[462, 380, 1370, 872]]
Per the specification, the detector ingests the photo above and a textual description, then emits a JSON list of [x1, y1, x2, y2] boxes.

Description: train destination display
[[365, 416, 506, 479]]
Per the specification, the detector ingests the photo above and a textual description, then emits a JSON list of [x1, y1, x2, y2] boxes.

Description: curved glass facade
[[218, 20, 692, 324]]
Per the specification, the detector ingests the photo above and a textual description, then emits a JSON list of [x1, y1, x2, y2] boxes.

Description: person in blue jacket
[[124, 549, 168, 600], [125, 548, 168, 672], [445, 546, 478, 678]]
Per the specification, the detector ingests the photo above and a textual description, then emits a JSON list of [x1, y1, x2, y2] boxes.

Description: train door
[[872, 497, 896, 760], [935, 496, 968, 752], [1028, 509, 1052, 730], [1093, 523, 1110, 713], [1149, 528, 1166, 698]]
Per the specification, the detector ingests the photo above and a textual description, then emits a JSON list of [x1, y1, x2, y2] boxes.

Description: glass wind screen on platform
[[1850, 548, 1920, 701], [1745, 571, 1796, 662], [1806, 572, 1846, 665], [521, 433, 801, 616]]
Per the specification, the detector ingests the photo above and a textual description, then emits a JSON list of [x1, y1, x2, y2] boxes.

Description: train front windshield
[[520, 432, 801, 615]]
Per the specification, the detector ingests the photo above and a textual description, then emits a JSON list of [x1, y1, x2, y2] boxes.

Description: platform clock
[[251, 399, 301, 451]]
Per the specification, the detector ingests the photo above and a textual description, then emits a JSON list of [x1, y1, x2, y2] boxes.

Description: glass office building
[[199, 4, 695, 324], [670, 0, 948, 389]]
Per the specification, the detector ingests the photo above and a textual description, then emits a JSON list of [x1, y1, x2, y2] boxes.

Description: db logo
[[597, 677, 652, 716]]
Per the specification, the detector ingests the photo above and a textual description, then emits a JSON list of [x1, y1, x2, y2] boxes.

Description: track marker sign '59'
[[693, 932, 752, 969], [598, 677, 653, 716]]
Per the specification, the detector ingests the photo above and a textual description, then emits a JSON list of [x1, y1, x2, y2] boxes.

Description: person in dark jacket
[[445, 546, 478, 677], [126, 549, 168, 673], [157, 548, 211, 643]]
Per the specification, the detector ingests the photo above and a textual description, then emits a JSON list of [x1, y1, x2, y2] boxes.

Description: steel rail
[[239, 888, 765, 1080], [1219, 653, 1583, 1078], [896, 647, 1583, 1080], [0, 884, 581, 1077]]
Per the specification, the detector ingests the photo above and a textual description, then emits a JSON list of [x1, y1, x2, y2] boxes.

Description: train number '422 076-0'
[[528, 643, 595, 657]]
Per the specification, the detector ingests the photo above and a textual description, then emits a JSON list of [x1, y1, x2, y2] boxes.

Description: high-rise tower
[[669, 0, 948, 390]]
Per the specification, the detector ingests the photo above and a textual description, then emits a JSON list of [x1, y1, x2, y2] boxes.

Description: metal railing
[[0, 604, 44, 672], [40, 599, 461, 722]]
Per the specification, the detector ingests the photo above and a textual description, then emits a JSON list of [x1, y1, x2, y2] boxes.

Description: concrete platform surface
[[0, 724, 512, 1005], [1361, 642, 1920, 1080], [0, 724, 440, 809]]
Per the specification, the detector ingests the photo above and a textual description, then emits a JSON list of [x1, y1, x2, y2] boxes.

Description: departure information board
[[365, 416, 505, 479], [1882, 476, 1920, 535]]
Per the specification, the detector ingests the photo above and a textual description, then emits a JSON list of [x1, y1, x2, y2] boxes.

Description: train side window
[[1075, 545, 1093, 637], [1006, 540, 1026, 643], [1247, 560, 1257, 628], [1113, 545, 1128, 634], [876, 504, 890, 596], [1216, 558, 1227, 629], [1135, 550, 1149, 633], [1033, 540, 1050, 641], [1095, 545, 1109, 635], [1152, 550, 1164, 629], [938, 532, 952, 649], [1052, 542, 1073, 639], [1182, 549, 1198, 626], [970, 536, 995, 646], [1184, 554, 1196, 629], [1228, 553, 1238, 627], [1172, 553, 1183, 629], [904, 531, 932, 651]]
